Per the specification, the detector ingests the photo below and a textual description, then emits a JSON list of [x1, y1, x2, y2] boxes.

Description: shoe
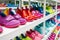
[[0, 3, 6, 7], [20, 34, 26, 40], [47, 33, 56, 40], [9, 8, 27, 25], [26, 31, 42, 40], [53, 29, 58, 34], [30, 6, 43, 19], [0, 27, 3, 33], [4, 8, 9, 16], [24, 6, 35, 21], [46, 6, 55, 14], [30, 29, 43, 39], [14, 36, 21, 40], [20, 34, 32, 40], [0, 11, 20, 28], [25, 36, 32, 40], [7, 3, 18, 7], [38, 6, 44, 13], [34, 26, 43, 34], [16, 7, 33, 22]]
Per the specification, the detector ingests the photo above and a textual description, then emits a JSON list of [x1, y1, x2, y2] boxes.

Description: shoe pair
[[20, 34, 32, 40], [47, 33, 56, 40], [34, 26, 43, 34], [26, 29, 43, 40], [0, 8, 26, 28], [14, 34, 32, 40], [34, 23, 43, 34], [46, 20, 54, 28], [16, 7, 33, 22], [46, 6, 55, 14], [9, 8, 27, 25], [30, 6, 43, 19]]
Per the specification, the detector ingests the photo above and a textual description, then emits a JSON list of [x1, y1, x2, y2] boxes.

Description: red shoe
[[25, 6, 37, 20], [16, 7, 33, 22]]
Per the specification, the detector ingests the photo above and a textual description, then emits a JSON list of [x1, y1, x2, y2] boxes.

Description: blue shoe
[[7, 3, 18, 7]]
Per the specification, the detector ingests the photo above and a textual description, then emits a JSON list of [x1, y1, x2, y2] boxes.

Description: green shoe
[[14, 36, 21, 40], [25, 36, 32, 40], [20, 34, 26, 40]]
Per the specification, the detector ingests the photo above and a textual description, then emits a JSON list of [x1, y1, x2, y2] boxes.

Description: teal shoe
[[34, 26, 43, 34], [49, 21, 54, 27], [46, 22, 51, 28]]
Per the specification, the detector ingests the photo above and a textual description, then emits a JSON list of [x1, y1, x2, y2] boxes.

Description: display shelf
[[52, 0, 60, 3], [42, 23, 59, 40], [0, 12, 59, 40], [0, 7, 17, 9]]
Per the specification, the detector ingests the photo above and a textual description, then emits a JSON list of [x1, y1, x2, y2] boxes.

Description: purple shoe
[[0, 12, 20, 28], [9, 8, 27, 25]]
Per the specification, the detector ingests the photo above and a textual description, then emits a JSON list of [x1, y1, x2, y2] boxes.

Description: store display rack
[[0, 12, 59, 40], [0, 0, 60, 40]]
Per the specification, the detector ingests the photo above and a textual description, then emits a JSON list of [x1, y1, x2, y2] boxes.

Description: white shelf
[[0, 7, 17, 9], [0, 13, 59, 40], [52, 0, 60, 3], [42, 23, 59, 40]]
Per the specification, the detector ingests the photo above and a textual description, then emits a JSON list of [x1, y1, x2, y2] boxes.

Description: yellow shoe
[[4, 8, 9, 16]]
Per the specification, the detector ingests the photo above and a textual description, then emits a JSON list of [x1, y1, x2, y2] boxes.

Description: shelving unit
[[0, 12, 59, 40], [0, 0, 60, 40]]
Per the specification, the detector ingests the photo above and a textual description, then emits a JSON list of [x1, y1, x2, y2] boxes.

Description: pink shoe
[[9, 8, 27, 25], [31, 10, 43, 19], [30, 29, 43, 39], [26, 31, 42, 40], [0, 11, 20, 28]]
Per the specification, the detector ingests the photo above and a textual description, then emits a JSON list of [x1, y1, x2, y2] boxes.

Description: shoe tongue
[[25, 6, 28, 10], [21, 34, 26, 38], [17, 8, 20, 11], [9, 10, 15, 15], [16, 36, 21, 40], [11, 9, 16, 14], [9, 8, 15, 15]]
